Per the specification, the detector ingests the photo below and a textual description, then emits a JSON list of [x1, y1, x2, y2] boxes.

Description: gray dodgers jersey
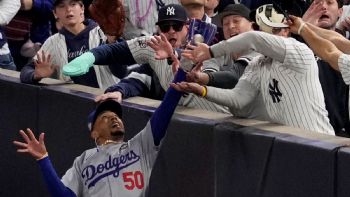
[[61, 122, 157, 197]]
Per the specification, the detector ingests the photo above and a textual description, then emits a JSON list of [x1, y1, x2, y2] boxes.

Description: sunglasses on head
[[158, 22, 185, 32]]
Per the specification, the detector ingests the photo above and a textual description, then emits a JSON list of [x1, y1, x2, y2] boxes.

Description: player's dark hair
[[337, 0, 344, 8], [310, 0, 343, 8]]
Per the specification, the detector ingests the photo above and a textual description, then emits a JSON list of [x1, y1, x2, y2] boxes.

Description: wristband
[[298, 23, 306, 35], [36, 152, 48, 161], [201, 86, 207, 97]]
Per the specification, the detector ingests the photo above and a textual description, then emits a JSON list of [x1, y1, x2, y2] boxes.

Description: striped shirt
[[0, 0, 20, 54], [26, 24, 119, 89], [127, 36, 230, 114], [202, 50, 271, 121], [206, 31, 334, 135], [338, 53, 350, 85]]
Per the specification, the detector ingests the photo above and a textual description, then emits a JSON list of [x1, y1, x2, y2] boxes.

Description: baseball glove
[[88, 0, 125, 38]]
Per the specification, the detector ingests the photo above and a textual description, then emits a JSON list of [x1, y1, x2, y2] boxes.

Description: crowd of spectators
[[2, 0, 350, 136]]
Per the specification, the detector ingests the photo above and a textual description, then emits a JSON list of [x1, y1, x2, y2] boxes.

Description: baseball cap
[[213, 4, 251, 27], [88, 99, 123, 131], [156, 4, 188, 25], [180, 0, 206, 6], [254, 4, 289, 34], [54, 0, 83, 7]]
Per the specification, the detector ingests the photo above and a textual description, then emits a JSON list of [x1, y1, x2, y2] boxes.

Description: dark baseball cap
[[213, 4, 251, 27], [88, 99, 123, 131], [54, 0, 83, 7], [156, 4, 188, 25]]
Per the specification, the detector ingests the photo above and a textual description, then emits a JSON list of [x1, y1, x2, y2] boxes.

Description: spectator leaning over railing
[[169, 4, 335, 135]]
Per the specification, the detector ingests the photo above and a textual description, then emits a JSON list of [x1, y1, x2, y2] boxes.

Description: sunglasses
[[158, 22, 185, 32]]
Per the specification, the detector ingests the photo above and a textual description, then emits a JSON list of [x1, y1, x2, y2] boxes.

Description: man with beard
[[302, 0, 350, 136], [13, 61, 185, 196]]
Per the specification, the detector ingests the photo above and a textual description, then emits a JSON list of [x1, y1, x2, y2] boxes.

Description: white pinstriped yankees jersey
[[201, 50, 271, 121], [126, 36, 230, 114], [205, 31, 334, 134], [338, 53, 350, 85], [338, 54, 350, 118], [31, 26, 119, 89], [61, 122, 157, 197]]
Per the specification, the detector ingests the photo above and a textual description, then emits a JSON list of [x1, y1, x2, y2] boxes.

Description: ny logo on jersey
[[269, 78, 282, 103], [136, 37, 147, 48], [166, 6, 175, 16]]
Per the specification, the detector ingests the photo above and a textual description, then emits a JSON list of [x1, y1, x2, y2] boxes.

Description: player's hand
[[182, 43, 211, 63], [186, 62, 209, 85], [287, 15, 304, 34], [33, 50, 58, 81], [337, 16, 350, 31], [13, 128, 48, 160], [95, 92, 123, 103], [147, 33, 175, 60], [302, 0, 325, 26], [170, 81, 204, 96]]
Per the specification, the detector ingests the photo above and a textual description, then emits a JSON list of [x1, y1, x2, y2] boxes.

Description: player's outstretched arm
[[288, 15, 343, 71], [150, 67, 185, 146], [63, 41, 137, 77], [13, 129, 76, 197], [306, 22, 350, 55], [183, 31, 287, 64]]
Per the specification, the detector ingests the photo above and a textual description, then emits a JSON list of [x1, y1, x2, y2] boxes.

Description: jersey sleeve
[[35, 34, 64, 66], [91, 40, 137, 66], [207, 60, 248, 89], [37, 157, 77, 197], [150, 69, 185, 145], [127, 36, 174, 91], [338, 53, 350, 85], [206, 63, 260, 110], [128, 69, 185, 166], [20, 35, 60, 84], [0, 0, 20, 25], [202, 56, 225, 72], [210, 31, 311, 74], [126, 36, 156, 65], [61, 156, 84, 196]]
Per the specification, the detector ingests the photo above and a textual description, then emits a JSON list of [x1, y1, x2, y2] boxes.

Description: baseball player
[[287, 15, 350, 85], [13, 63, 186, 197], [171, 4, 334, 134], [62, 4, 230, 114]]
